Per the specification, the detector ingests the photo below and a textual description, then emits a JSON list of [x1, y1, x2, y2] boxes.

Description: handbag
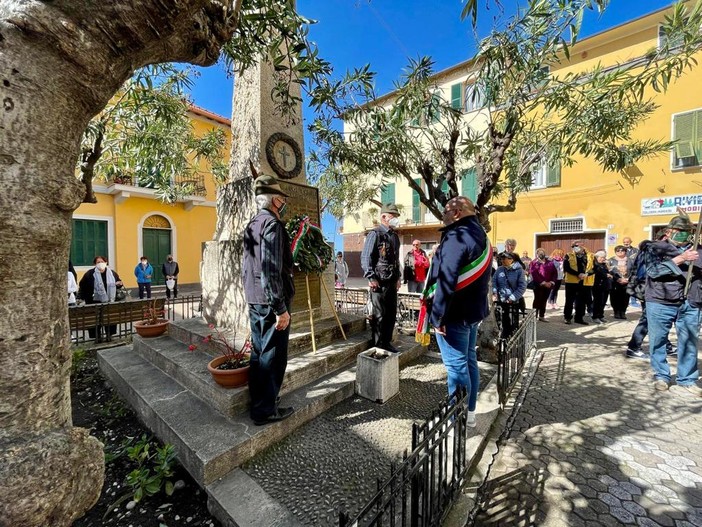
[[114, 285, 129, 302], [526, 280, 535, 290], [166, 279, 176, 291]]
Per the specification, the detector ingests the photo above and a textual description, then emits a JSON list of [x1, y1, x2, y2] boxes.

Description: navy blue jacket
[[243, 209, 295, 314], [427, 216, 491, 327]]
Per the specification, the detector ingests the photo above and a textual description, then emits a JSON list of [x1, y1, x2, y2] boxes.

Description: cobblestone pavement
[[474, 306, 702, 526], [245, 355, 495, 526]]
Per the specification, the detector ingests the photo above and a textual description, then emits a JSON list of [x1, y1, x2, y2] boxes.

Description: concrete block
[[356, 348, 400, 403]]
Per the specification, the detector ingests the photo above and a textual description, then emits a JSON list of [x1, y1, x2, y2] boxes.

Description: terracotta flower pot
[[134, 319, 169, 338], [207, 355, 250, 388]]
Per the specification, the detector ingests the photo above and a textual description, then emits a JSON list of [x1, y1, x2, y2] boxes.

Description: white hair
[[595, 250, 607, 258], [255, 194, 275, 210]]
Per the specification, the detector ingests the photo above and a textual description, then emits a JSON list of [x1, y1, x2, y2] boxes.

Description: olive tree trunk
[[0, 2, 240, 525]]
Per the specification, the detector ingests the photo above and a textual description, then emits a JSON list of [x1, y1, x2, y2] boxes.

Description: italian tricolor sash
[[415, 240, 492, 346]]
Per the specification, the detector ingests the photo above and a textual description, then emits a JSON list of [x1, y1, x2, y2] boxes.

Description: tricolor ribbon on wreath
[[415, 241, 493, 346]]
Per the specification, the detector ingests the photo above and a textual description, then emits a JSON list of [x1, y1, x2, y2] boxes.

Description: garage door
[[535, 232, 607, 255]]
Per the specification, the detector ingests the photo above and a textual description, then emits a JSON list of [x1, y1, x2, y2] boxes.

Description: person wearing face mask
[[162, 254, 180, 299], [529, 248, 558, 322], [243, 174, 296, 425], [493, 252, 527, 338], [78, 256, 124, 341], [361, 203, 402, 353], [134, 256, 154, 299], [419, 196, 491, 428], [562, 241, 595, 325], [643, 211, 702, 395]]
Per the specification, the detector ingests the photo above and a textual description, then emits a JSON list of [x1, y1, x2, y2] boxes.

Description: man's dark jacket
[[427, 215, 490, 327], [243, 209, 295, 314], [645, 240, 702, 307]]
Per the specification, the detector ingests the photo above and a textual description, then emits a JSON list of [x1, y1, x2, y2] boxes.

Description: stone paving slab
[[473, 306, 702, 526], [244, 355, 496, 526]]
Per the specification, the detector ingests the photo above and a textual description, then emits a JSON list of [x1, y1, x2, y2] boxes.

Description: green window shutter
[[70, 219, 108, 266], [546, 159, 561, 187], [380, 183, 395, 205], [412, 178, 421, 222], [461, 168, 478, 201], [673, 111, 698, 165], [429, 94, 441, 124], [450, 83, 463, 110]]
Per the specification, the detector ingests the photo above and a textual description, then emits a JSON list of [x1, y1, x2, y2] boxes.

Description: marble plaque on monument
[[280, 180, 322, 312]]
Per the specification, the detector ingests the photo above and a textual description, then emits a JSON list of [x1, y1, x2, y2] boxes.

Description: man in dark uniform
[[361, 203, 402, 353], [243, 174, 296, 425]]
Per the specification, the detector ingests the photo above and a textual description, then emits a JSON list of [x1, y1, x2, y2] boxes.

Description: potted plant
[[134, 299, 169, 338], [189, 324, 251, 388]]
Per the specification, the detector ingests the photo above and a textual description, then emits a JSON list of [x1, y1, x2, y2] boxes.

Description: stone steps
[[98, 345, 354, 486], [131, 330, 372, 418], [167, 314, 367, 360], [98, 336, 425, 488], [97, 310, 427, 526]]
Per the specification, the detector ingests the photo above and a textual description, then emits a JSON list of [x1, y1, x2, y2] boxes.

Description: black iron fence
[[339, 389, 470, 527], [496, 309, 537, 405], [337, 308, 537, 526], [334, 287, 421, 334], [69, 295, 202, 346]]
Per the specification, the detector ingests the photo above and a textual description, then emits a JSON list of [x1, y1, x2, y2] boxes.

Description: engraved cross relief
[[276, 143, 293, 170]]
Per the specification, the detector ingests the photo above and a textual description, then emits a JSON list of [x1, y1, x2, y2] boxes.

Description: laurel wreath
[[286, 215, 334, 275]]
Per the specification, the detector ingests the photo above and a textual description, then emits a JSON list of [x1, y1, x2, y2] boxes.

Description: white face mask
[[573, 246, 582, 254], [97, 262, 107, 271], [388, 217, 401, 229]]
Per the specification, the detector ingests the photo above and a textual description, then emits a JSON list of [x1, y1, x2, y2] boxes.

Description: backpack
[[374, 229, 399, 282], [626, 244, 648, 301]]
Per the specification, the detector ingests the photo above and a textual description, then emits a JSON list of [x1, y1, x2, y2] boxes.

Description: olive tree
[[308, 1, 702, 230], [0, 0, 328, 524]]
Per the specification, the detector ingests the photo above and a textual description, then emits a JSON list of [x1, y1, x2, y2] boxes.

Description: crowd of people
[[68, 254, 180, 307]]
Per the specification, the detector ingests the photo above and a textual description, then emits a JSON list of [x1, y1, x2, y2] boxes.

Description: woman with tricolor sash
[[415, 197, 492, 427]]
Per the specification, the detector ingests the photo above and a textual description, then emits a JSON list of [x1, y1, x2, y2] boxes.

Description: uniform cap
[[254, 174, 289, 197]]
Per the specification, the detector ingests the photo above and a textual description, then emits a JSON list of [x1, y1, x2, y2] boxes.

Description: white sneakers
[[466, 410, 477, 428]]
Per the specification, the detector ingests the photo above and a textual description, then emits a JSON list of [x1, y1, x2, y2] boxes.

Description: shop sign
[[641, 193, 702, 216]]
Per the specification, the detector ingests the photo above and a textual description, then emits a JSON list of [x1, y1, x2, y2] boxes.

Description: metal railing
[[69, 294, 202, 346], [338, 310, 537, 526], [497, 309, 537, 406], [106, 173, 207, 197], [338, 388, 470, 527], [334, 287, 421, 333]]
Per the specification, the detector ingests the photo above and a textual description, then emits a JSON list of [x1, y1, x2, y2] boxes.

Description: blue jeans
[[436, 322, 479, 411], [647, 301, 701, 385]]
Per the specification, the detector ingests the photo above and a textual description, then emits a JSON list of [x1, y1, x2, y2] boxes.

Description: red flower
[[208, 324, 215, 329], [203, 335, 211, 344], [188, 344, 197, 351]]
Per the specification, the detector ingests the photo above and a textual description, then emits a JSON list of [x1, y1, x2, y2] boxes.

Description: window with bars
[[550, 218, 583, 233]]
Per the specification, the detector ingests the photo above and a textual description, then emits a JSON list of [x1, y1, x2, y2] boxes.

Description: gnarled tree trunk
[[0, 1, 240, 525]]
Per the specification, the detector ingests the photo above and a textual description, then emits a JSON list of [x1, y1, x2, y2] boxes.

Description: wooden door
[[535, 232, 606, 256], [142, 228, 171, 284]]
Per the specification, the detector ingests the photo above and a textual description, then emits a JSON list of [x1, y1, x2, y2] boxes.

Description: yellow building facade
[[342, 5, 702, 274], [72, 106, 230, 288]]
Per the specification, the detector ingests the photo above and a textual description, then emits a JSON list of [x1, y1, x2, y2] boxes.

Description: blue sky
[[188, 0, 677, 248]]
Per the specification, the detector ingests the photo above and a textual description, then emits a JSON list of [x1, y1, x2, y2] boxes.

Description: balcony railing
[[108, 173, 207, 197]]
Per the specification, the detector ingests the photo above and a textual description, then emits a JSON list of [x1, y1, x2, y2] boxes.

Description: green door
[[142, 228, 171, 285]]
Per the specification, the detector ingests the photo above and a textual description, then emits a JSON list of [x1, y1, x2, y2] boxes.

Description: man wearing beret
[[243, 174, 296, 425], [361, 203, 402, 353]]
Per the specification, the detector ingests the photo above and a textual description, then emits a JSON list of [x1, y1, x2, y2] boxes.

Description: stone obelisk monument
[[201, 44, 332, 333]]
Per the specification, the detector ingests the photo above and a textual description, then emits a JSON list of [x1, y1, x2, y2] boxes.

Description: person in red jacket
[[529, 248, 558, 321], [404, 239, 430, 293]]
